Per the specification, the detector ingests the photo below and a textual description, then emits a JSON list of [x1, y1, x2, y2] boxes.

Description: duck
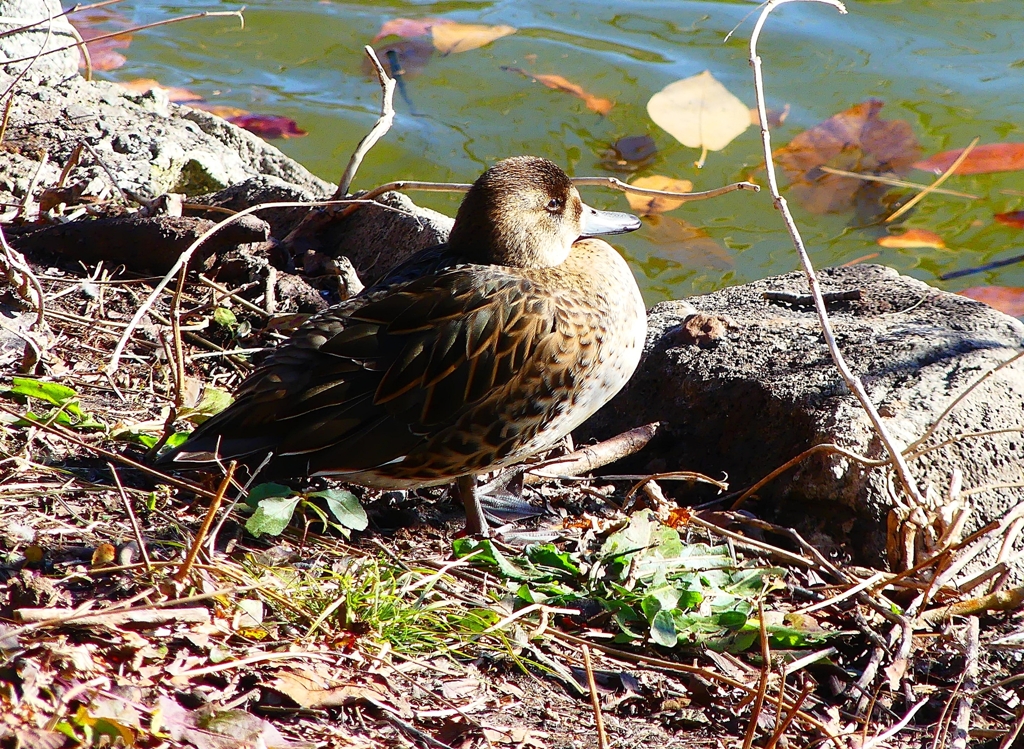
[[157, 156, 647, 536]]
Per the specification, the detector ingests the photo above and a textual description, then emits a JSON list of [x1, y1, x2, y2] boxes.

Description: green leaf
[[8, 377, 77, 406], [718, 610, 749, 630], [649, 609, 677, 647], [179, 386, 233, 425], [452, 539, 530, 581], [213, 307, 238, 327], [246, 482, 293, 508], [245, 495, 301, 537], [311, 489, 368, 531], [526, 544, 580, 576]]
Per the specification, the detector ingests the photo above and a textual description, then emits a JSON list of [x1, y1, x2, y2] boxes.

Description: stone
[[580, 264, 1024, 567]]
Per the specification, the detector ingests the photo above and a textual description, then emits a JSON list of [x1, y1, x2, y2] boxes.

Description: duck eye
[[545, 197, 563, 213]]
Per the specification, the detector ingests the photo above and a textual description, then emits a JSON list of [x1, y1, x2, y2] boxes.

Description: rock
[[0, 1, 79, 81], [0, 73, 333, 207], [580, 264, 1024, 567]]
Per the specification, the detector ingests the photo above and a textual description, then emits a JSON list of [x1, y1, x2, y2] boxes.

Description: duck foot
[[455, 474, 489, 537]]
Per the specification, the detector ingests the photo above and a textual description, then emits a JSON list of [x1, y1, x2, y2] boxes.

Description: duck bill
[[579, 203, 642, 237]]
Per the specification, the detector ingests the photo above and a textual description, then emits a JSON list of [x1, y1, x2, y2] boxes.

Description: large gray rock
[[580, 264, 1024, 566], [0, 73, 333, 207], [0, 0, 79, 81]]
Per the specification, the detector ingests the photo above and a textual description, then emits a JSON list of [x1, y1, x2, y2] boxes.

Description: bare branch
[[335, 46, 397, 199]]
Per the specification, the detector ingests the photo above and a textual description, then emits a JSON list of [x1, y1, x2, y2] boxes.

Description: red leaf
[[228, 114, 307, 139], [958, 286, 1024, 317], [71, 8, 133, 71], [774, 100, 919, 214], [913, 143, 1024, 175], [994, 210, 1024, 229]]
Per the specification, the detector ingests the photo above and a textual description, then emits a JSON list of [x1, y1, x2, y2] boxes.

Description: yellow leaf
[[647, 70, 750, 167], [877, 229, 946, 249], [431, 22, 516, 54], [626, 175, 694, 215]]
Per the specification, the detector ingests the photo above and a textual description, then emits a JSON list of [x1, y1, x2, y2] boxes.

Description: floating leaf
[[877, 228, 946, 249], [914, 143, 1024, 175], [774, 99, 919, 214], [228, 114, 307, 139], [600, 135, 657, 171], [191, 102, 251, 119], [626, 175, 694, 215], [958, 286, 1024, 317], [995, 210, 1024, 229], [373, 17, 449, 41], [118, 78, 203, 103], [431, 22, 516, 54], [503, 67, 612, 115], [647, 71, 750, 167]]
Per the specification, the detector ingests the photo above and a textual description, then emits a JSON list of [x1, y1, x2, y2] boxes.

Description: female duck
[[159, 156, 647, 535]]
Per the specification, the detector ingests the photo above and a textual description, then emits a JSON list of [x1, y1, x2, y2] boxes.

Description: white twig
[[335, 45, 396, 199], [748, 0, 925, 508], [950, 617, 979, 749], [862, 697, 929, 749]]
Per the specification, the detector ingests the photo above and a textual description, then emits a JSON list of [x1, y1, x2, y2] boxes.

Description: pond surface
[[101, 0, 1024, 305]]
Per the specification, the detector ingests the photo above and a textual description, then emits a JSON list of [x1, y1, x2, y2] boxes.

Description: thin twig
[[572, 176, 759, 202], [949, 617, 979, 749], [108, 462, 152, 572], [175, 461, 236, 583], [105, 199, 352, 375], [0, 9, 245, 67], [862, 697, 929, 749], [581, 645, 609, 749], [742, 602, 771, 749], [334, 46, 396, 199], [749, 0, 926, 511], [886, 138, 979, 223], [818, 166, 979, 199]]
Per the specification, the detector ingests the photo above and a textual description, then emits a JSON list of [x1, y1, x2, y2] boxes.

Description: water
[[98, 0, 1024, 305]]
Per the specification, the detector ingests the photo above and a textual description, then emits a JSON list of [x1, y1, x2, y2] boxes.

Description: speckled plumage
[[158, 156, 647, 534]]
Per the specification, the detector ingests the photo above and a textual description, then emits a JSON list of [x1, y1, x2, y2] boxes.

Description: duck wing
[[159, 266, 565, 481]]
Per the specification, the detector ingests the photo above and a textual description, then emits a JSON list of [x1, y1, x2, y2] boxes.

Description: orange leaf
[[503, 67, 612, 115], [626, 175, 694, 215], [774, 100, 919, 214], [876, 228, 946, 249], [431, 22, 516, 54], [913, 143, 1024, 175], [994, 210, 1024, 229], [958, 286, 1024, 317], [372, 17, 450, 41], [118, 78, 204, 103], [191, 102, 251, 119]]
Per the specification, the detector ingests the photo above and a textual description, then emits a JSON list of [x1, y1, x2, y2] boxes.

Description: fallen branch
[[334, 46, 396, 199], [525, 422, 660, 483], [14, 607, 211, 626]]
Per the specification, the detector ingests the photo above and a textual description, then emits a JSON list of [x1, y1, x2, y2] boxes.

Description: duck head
[[447, 156, 641, 268]]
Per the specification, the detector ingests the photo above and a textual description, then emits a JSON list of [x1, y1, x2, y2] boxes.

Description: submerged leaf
[[774, 99, 919, 214], [994, 210, 1024, 228], [647, 71, 750, 167], [228, 114, 307, 139], [373, 17, 450, 41]]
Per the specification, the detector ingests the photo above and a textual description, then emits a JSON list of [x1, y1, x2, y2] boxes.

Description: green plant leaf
[[245, 495, 300, 537], [649, 609, 677, 647], [213, 307, 238, 327], [526, 543, 580, 576], [310, 489, 368, 531], [8, 377, 77, 406], [246, 482, 293, 508]]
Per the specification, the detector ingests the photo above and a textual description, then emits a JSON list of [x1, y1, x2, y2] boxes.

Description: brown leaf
[[227, 114, 307, 139], [626, 175, 694, 215], [431, 22, 516, 54], [994, 210, 1024, 229], [503, 67, 613, 115], [958, 286, 1024, 317], [774, 100, 920, 214], [644, 216, 734, 271], [914, 143, 1024, 175], [372, 17, 450, 41], [876, 228, 946, 249]]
